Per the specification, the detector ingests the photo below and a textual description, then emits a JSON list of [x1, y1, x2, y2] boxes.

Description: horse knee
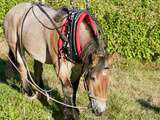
[[63, 85, 73, 98]]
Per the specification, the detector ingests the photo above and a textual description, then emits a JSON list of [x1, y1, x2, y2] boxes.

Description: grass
[[0, 41, 160, 119], [0, 83, 53, 120], [107, 57, 160, 120]]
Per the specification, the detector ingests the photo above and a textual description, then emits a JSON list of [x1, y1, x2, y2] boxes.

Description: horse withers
[[4, 3, 112, 119]]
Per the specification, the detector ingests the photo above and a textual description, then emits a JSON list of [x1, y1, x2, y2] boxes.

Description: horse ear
[[92, 53, 99, 67], [106, 54, 113, 65], [54, 7, 68, 22]]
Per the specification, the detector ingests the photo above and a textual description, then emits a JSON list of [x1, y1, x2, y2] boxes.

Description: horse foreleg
[[71, 77, 80, 119], [70, 65, 81, 106], [71, 78, 80, 106], [62, 79, 79, 120], [56, 62, 79, 120]]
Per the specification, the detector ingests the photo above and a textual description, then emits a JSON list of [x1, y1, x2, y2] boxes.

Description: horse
[[4, 3, 112, 119]]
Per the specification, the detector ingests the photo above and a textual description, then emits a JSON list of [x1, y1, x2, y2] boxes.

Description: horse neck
[[79, 21, 99, 63]]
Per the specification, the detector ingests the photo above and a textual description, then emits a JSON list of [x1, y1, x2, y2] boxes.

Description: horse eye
[[104, 66, 110, 69], [90, 76, 95, 81]]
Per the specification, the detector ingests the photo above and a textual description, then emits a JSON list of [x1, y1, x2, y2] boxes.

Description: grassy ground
[[0, 40, 160, 120]]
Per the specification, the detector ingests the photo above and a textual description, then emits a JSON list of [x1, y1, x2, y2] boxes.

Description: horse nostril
[[91, 100, 107, 116], [93, 109, 103, 116], [96, 112, 102, 116]]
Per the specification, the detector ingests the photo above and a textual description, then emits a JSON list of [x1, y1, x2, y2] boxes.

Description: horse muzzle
[[90, 99, 107, 116]]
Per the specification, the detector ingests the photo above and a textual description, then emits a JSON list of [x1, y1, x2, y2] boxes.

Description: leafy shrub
[[0, 0, 160, 61]]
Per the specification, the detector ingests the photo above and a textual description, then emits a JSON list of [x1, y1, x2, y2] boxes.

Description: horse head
[[82, 44, 112, 116]]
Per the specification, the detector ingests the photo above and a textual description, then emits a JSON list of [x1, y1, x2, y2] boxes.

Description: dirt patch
[[148, 96, 160, 107], [0, 39, 8, 59]]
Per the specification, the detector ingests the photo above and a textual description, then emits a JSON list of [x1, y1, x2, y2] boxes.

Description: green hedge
[[0, 0, 160, 62]]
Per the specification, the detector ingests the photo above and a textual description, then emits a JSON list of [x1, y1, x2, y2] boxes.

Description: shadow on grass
[[0, 58, 64, 120], [0, 58, 21, 92], [137, 99, 160, 113], [0, 58, 6, 82], [42, 85, 64, 120]]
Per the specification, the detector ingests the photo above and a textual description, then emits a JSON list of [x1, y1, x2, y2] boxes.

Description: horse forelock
[[81, 39, 105, 64]]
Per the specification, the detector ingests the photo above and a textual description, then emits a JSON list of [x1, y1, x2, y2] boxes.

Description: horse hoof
[[23, 87, 33, 96], [22, 81, 33, 96], [37, 92, 49, 106], [25, 91, 40, 100], [64, 115, 77, 120], [63, 108, 80, 120], [25, 93, 38, 100]]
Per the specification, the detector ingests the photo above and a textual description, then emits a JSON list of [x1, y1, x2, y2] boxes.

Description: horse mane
[[54, 7, 69, 22], [81, 39, 105, 64]]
